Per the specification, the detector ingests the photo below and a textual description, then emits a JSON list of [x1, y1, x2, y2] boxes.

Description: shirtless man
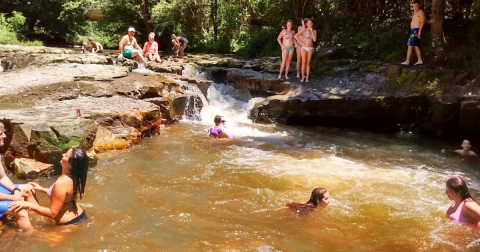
[[442, 139, 478, 157], [401, 0, 434, 66], [89, 38, 103, 54], [118, 27, 149, 65]]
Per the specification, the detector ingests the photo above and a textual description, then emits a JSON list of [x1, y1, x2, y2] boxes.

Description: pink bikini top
[[448, 200, 480, 228], [449, 200, 468, 223], [46, 183, 55, 199]]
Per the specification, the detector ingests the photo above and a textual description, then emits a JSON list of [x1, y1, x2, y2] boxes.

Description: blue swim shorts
[[407, 28, 420, 47], [0, 184, 19, 218]]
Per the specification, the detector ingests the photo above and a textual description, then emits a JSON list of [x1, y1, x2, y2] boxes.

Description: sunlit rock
[[14, 158, 54, 179]]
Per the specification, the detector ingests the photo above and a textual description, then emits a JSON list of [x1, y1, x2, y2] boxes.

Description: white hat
[[128, 27, 135, 32]]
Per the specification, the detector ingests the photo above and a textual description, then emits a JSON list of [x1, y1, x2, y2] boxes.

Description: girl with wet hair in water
[[287, 187, 330, 212], [10, 147, 89, 225], [445, 176, 480, 227], [208, 115, 234, 139]]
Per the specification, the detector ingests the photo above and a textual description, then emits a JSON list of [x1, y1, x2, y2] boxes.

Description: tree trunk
[[431, 0, 445, 58], [137, 0, 153, 34], [211, 0, 218, 39]]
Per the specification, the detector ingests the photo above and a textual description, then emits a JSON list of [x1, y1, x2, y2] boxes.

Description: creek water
[[2, 75, 480, 251]]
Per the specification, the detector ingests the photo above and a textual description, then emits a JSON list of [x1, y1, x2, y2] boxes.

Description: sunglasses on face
[[221, 120, 226, 123]]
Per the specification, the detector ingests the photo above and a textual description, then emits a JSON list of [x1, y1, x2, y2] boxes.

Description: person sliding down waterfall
[[208, 115, 235, 139]]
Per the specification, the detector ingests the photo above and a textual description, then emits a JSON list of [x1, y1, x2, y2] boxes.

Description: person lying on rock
[[9, 147, 90, 226], [0, 122, 35, 232], [442, 139, 478, 157], [89, 38, 103, 54], [208, 115, 235, 139], [118, 27, 150, 66], [287, 187, 330, 214]]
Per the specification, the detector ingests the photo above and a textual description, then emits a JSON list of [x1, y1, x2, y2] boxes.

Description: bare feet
[[296, 74, 300, 79], [414, 61, 423, 66], [306, 79, 309, 83], [278, 75, 282, 79], [300, 78, 304, 83], [401, 61, 409, 65], [285, 75, 289, 80]]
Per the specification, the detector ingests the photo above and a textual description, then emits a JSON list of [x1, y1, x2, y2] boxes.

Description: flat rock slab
[[0, 64, 129, 96], [0, 45, 74, 54]]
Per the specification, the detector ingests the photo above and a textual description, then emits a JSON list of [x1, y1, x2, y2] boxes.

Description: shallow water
[[2, 83, 480, 251]]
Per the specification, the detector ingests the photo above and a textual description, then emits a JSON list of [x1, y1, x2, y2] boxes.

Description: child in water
[[208, 115, 234, 139], [442, 139, 478, 157], [287, 187, 330, 213], [81, 42, 89, 53]]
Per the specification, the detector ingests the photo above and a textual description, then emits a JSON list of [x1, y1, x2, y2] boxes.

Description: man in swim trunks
[[442, 139, 478, 157], [401, 0, 434, 66], [118, 27, 149, 65]]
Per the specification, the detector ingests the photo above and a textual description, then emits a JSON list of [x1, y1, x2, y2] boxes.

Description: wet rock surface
[[1, 44, 480, 174]]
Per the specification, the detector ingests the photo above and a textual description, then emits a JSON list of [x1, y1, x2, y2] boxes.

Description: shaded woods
[[1, 0, 480, 66]]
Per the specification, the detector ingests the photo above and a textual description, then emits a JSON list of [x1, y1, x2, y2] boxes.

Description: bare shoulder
[[418, 10, 426, 16], [464, 200, 480, 211]]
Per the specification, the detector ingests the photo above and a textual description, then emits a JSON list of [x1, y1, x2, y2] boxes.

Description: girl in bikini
[[277, 20, 296, 79], [287, 187, 330, 214], [445, 176, 480, 228], [10, 147, 90, 226], [295, 18, 307, 79], [294, 19, 317, 83]]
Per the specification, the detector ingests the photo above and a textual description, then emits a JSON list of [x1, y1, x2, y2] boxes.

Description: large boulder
[[460, 98, 480, 133], [14, 158, 54, 179]]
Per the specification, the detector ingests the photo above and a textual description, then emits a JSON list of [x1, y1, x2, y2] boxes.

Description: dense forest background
[[1, 0, 480, 67]]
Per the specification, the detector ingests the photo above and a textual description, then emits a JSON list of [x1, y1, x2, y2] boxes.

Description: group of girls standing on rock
[[277, 18, 317, 83]]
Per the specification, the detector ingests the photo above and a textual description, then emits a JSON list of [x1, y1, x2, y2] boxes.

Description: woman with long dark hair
[[287, 187, 330, 212], [10, 147, 89, 225], [445, 176, 480, 227]]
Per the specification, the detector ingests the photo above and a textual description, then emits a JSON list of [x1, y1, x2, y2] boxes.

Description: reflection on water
[[2, 83, 480, 251]]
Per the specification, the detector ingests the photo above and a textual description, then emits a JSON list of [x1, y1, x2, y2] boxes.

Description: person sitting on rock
[[118, 27, 149, 66], [143, 32, 164, 64], [208, 115, 234, 139], [442, 139, 478, 157], [0, 122, 35, 232], [287, 187, 330, 213], [89, 38, 103, 54]]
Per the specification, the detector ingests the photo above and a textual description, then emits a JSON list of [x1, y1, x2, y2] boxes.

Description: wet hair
[[214, 115, 222, 125], [0, 122, 4, 131], [88, 38, 94, 41], [302, 18, 309, 23], [68, 147, 89, 200], [412, 0, 421, 5], [446, 177, 475, 202], [171, 34, 176, 39], [306, 187, 328, 206], [286, 20, 293, 25]]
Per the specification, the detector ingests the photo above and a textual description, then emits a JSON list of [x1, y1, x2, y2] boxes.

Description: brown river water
[[1, 79, 480, 251]]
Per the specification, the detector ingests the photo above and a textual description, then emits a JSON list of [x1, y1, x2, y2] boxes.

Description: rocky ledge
[[0, 45, 212, 178]]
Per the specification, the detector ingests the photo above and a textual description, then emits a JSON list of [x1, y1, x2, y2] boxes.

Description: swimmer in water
[[442, 139, 478, 157], [208, 115, 234, 139], [445, 176, 480, 227], [287, 187, 330, 213]]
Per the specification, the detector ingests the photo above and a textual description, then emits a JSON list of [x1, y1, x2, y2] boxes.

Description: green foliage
[[0, 13, 42, 45], [396, 72, 417, 84]]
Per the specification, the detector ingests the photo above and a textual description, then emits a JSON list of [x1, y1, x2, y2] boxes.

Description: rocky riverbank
[[1, 44, 479, 178]]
